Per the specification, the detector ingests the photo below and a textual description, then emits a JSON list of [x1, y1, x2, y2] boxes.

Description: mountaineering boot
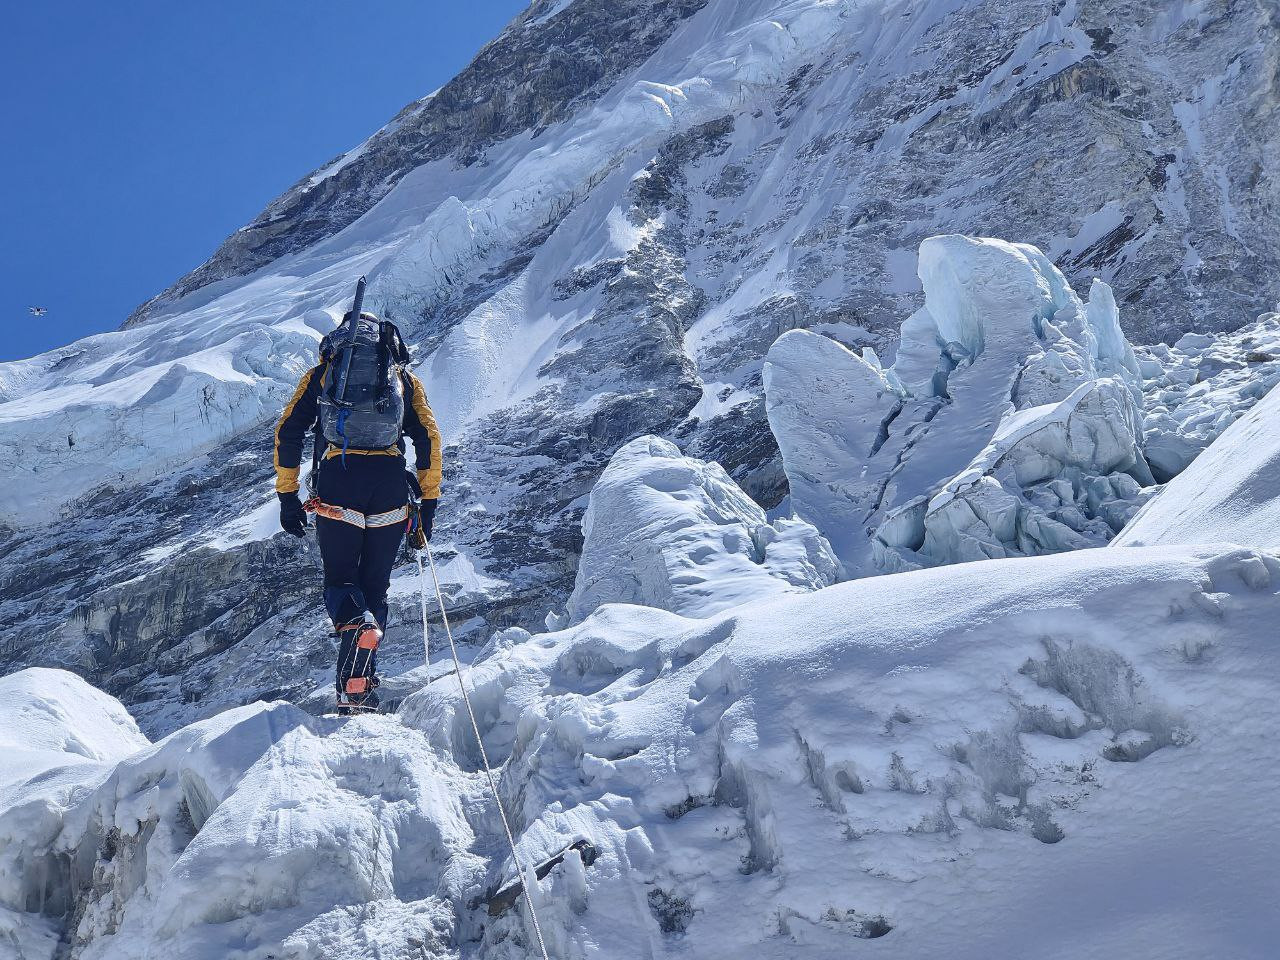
[[335, 614, 382, 715]]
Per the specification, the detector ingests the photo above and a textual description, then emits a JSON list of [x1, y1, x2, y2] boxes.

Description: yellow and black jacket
[[274, 363, 443, 500]]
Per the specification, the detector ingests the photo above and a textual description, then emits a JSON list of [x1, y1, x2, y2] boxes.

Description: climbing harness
[[303, 498, 409, 529], [417, 543, 553, 960]]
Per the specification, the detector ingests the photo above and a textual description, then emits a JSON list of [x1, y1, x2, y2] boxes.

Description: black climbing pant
[[315, 453, 408, 633]]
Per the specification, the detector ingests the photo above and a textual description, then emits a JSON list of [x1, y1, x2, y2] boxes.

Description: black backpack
[[316, 313, 410, 451]]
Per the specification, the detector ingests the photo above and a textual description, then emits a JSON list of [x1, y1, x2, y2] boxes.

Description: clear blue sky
[[2, 1, 528, 362]]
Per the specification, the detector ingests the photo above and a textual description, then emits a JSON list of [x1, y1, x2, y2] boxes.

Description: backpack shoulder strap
[[380, 320, 411, 365]]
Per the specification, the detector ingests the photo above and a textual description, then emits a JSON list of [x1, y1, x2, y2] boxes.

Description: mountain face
[[124, 0, 713, 327], [1, 0, 1278, 735]]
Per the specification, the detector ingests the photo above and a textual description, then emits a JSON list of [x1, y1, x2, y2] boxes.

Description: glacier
[[1136, 313, 1280, 482], [1114, 374, 1280, 553], [5, 542, 1280, 958], [2, 0, 1279, 955]]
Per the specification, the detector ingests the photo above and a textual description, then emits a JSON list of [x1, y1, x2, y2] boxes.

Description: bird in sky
[[29, 306, 48, 317]]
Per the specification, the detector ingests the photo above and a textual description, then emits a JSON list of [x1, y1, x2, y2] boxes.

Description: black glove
[[279, 492, 307, 537], [421, 498, 437, 541]]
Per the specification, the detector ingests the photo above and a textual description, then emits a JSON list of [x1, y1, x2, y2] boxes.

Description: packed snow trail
[[5, 542, 1279, 958]]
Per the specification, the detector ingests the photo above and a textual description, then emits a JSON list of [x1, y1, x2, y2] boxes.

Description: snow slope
[[1114, 381, 1280, 552], [5, 541, 1279, 958]]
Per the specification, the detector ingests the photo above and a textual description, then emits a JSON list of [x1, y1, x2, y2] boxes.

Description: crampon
[[335, 617, 382, 715]]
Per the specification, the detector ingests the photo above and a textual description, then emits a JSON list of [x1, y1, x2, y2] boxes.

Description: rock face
[[1, 0, 1278, 729], [566, 435, 837, 622], [766, 236, 1151, 575]]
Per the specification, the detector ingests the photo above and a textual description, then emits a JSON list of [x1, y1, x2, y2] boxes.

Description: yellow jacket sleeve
[[402, 370, 443, 499], [274, 366, 320, 494]]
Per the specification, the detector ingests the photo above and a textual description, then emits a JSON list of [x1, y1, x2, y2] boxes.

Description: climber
[[273, 303, 442, 715]]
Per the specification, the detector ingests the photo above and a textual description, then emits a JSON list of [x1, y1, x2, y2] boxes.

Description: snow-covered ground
[[6, 258, 1280, 955], [4, 541, 1279, 958], [1115, 378, 1280, 553]]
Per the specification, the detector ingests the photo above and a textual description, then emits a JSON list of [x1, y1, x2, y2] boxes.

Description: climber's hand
[[279, 492, 307, 538]]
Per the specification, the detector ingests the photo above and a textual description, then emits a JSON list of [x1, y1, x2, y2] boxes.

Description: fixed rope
[[419, 544, 552, 960], [415, 552, 431, 669]]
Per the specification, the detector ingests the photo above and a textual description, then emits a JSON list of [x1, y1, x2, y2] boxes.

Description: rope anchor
[[417, 544, 553, 960]]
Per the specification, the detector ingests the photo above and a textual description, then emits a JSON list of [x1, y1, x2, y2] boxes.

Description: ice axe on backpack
[[324, 275, 367, 464], [333, 275, 367, 404]]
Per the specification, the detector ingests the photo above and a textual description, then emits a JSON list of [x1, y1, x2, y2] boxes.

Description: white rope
[[415, 551, 431, 668], [421, 544, 552, 960]]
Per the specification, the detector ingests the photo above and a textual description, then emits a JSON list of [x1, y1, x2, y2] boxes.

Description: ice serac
[[1137, 313, 1280, 481], [763, 329, 901, 570], [566, 435, 837, 622], [877, 238, 1153, 569], [765, 236, 1152, 575], [1115, 381, 1280, 553], [879, 377, 1152, 570]]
